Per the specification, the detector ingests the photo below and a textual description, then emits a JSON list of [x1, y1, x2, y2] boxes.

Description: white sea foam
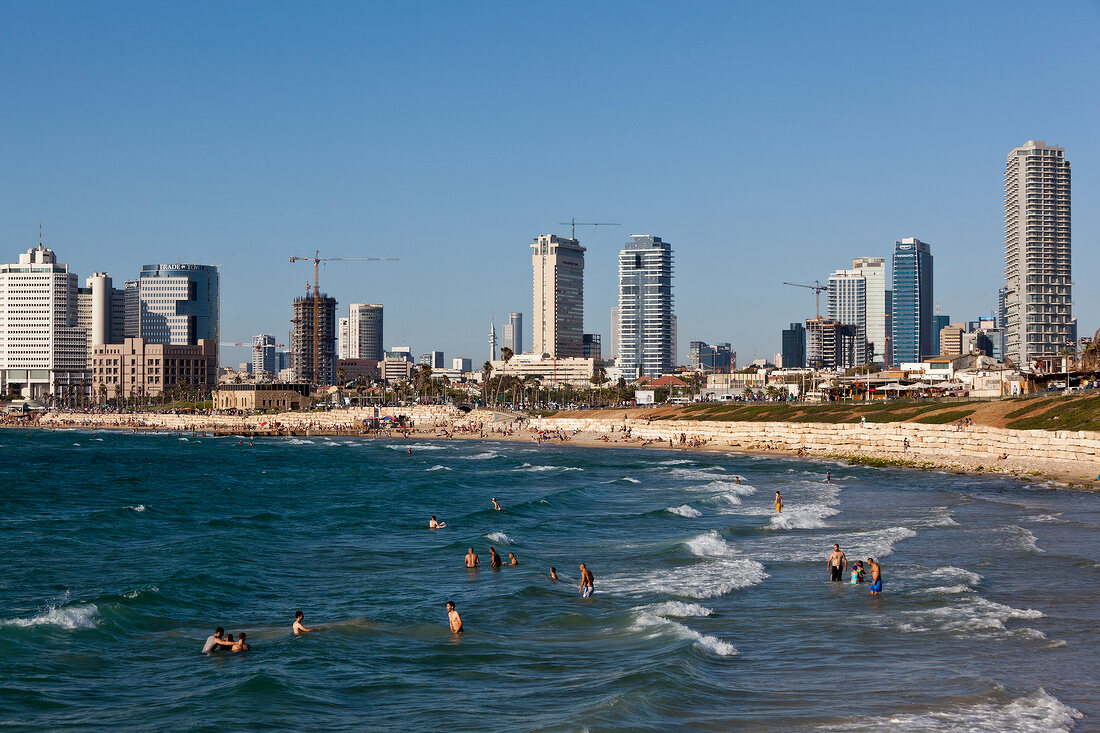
[[815, 687, 1082, 732], [685, 530, 736, 558], [657, 459, 695, 466], [122, 586, 158, 599], [667, 505, 701, 518], [602, 476, 641, 484], [629, 611, 738, 656], [768, 504, 840, 530], [513, 463, 583, 472], [461, 451, 501, 460], [601, 535, 768, 599], [749, 526, 918, 563], [425, 465, 452, 472], [668, 468, 728, 484], [385, 443, 448, 451], [1, 603, 99, 630], [285, 438, 315, 445], [647, 601, 714, 617], [127, 504, 146, 513], [924, 584, 976, 595], [1026, 513, 1063, 523], [929, 566, 983, 586], [924, 507, 961, 527], [486, 531, 513, 545], [896, 596, 1045, 637], [1004, 525, 1045, 553]]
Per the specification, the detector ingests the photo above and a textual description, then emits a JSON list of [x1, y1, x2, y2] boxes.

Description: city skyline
[[0, 4, 1096, 366]]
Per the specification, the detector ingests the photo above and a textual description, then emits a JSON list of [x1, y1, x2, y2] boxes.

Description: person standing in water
[[867, 558, 882, 594], [491, 497, 503, 511], [579, 563, 594, 597], [465, 547, 479, 568], [202, 627, 234, 653], [429, 516, 445, 529], [774, 491, 783, 514], [826, 469, 832, 484], [488, 547, 502, 567], [292, 611, 312, 634], [507, 552, 518, 566], [549, 567, 559, 581], [827, 544, 847, 582], [446, 601, 463, 633]]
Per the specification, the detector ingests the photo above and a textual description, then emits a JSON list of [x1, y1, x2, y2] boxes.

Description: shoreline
[[9, 406, 1100, 489]]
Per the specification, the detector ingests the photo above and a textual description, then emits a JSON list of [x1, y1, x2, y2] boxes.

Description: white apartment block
[[827, 268, 869, 366], [617, 235, 674, 378], [1004, 140, 1072, 365], [851, 256, 887, 363], [531, 234, 585, 358], [0, 245, 88, 399]]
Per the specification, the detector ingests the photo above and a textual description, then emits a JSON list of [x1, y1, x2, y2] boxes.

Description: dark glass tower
[[890, 239, 933, 363]]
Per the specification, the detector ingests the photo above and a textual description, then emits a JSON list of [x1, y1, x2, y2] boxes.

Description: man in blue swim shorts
[[867, 557, 882, 594]]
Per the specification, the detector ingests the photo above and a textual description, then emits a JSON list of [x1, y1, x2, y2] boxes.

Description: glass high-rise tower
[[890, 238, 933, 364], [1004, 141, 1072, 365], [617, 235, 674, 378]]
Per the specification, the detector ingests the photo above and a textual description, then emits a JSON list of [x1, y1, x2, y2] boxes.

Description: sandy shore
[[8, 408, 1100, 489]]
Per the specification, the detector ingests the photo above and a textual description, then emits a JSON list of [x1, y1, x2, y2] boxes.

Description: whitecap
[[629, 611, 737, 656], [667, 505, 701, 518], [127, 504, 146, 513], [814, 687, 1081, 732], [123, 586, 159, 599], [928, 566, 983, 586], [285, 438, 315, 445], [748, 526, 917, 563], [924, 584, 976, 595], [1026, 513, 1063, 523], [513, 464, 583, 472], [385, 443, 447, 451], [486, 531, 513, 545], [1003, 525, 1045, 553], [461, 451, 501, 460], [1, 603, 99, 630], [657, 459, 695, 466], [425, 465, 452, 472], [895, 596, 1044, 637], [646, 601, 713, 618], [767, 504, 839, 530]]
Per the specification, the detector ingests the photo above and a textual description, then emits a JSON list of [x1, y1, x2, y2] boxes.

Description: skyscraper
[[782, 322, 806, 368], [851, 256, 887, 363], [344, 303, 384, 361], [0, 245, 87, 399], [890, 238, 933, 364], [253, 334, 278, 376], [503, 312, 523, 355], [609, 307, 620, 364], [291, 293, 337, 384], [1004, 141, 1072, 365], [827, 268, 868, 366], [617, 235, 674, 378], [127, 263, 220, 364], [931, 314, 951, 356], [531, 234, 585, 358], [77, 272, 125, 360]]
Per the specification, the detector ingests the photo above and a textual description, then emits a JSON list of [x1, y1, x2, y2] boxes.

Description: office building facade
[[127, 263, 220, 364], [782, 322, 806, 369], [827, 268, 869, 366], [617, 235, 674, 378], [1004, 141, 1072, 365], [91, 338, 215, 403], [344, 303, 384, 361], [582, 333, 601, 362], [687, 341, 732, 373], [531, 234, 585, 358], [851, 256, 887, 363], [891, 238, 933, 364], [253, 334, 278, 376], [503, 312, 523, 355]]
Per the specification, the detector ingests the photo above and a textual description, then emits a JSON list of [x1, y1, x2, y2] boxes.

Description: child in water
[[850, 561, 865, 584]]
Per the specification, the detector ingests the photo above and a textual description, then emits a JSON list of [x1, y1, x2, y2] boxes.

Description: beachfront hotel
[[531, 234, 585, 358], [890, 238, 933, 364], [617, 235, 675, 379], [1003, 140, 1072, 366], [0, 245, 88, 400]]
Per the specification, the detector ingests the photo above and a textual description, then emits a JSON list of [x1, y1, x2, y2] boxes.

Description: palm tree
[[482, 361, 493, 405]]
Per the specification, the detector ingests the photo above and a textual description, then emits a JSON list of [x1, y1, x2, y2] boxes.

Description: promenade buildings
[[617, 235, 674, 378], [531, 234, 585, 358], [0, 245, 87, 399], [291, 293, 337, 384], [890, 238, 933, 364], [91, 338, 215, 402], [125, 263, 220, 364], [1003, 141, 1072, 365]]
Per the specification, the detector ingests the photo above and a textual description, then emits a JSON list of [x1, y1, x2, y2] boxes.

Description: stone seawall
[[528, 415, 1100, 466]]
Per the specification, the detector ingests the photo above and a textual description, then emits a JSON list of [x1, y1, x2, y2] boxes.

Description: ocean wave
[[122, 586, 159, 599], [685, 530, 737, 558], [767, 504, 839, 530], [1002, 525, 1045, 553], [127, 504, 146, 512], [629, 611, 738, 656], [1, 603, 99, 630], [425, 465, 452, 472], [513, 463, 583, 472], [924, 584, 976, 595], [285, 438, 315, 445], [602, 555, 768, 599], [924, 508, 960, 527], [486, 531, 513, 545], [386, 443, 448, 451], [749, 526, 918, 563], [657, 459, 695, 466], [1026, 513, 1063, 523], [896, 596, 1044, 637], [460, 451, 501, 460], [668, 468, 728, 483], [646, 601, 713, 617], [602, 476, 641, 484], [667, 505, 701, 518], [929, 566, 983, 586]]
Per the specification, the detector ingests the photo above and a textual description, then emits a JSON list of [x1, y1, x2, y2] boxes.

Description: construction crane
[[220, 341, 286, 349], [290, 250, 398, 385], [783, 280, 829, 320], [557, 218, 621, 239]]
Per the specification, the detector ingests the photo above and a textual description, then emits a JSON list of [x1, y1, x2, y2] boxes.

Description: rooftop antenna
[[557, 218, 621, 239], [38, 222, 42, 247]]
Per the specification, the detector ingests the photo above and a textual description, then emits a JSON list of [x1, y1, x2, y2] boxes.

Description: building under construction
[[806, 318, 866, 371], [291, 293, 337, 385]]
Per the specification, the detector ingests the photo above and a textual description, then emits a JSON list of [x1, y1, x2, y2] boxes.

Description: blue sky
[[2, 2, 1097, 366]]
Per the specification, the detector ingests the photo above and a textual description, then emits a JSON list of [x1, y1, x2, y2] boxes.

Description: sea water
[[0, 429, 1096, 731]]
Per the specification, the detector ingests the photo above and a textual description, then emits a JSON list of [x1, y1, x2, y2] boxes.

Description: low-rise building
[[488, 353, 596, 387], [213, 382, 312, 411], [336, 358, 380, 384], [91, 338, 215, 402], [381, 357, 414, 383]]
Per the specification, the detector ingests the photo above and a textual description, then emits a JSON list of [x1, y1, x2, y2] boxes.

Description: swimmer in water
[[292, 611, 312, 634], [447, 601, 463, 633], [774, 491, 783, 514], [826, 469, 832, 484], [231, 632, 250, 652], [429, 516, 446, 529], [549, 567, 559, 581], [735, 476, 742, 485], [202, 627, 235, 654], [491, 497, 503, 511], [579, 563, 594, 597], [508, 552, 518, 566], [488, 547, 502, 567], [465, 547, 479, 567]]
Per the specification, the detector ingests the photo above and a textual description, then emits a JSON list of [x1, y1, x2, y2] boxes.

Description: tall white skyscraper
[[827, 268, 869, 366], [503, 312, 523, 354], [618, 235, 674, 378], [531, 234, 585, 358], [0, 245, 88, 399], [344, 303, 384, 361], [1004, 140, 1072, 365], [851, 256, 887, 363], [608, 307, 620, 365]]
